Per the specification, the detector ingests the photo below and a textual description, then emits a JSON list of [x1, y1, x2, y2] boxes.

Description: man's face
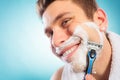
[[42, 0, 101, 72]]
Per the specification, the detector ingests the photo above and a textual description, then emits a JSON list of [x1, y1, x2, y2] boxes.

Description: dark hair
[[37, 0, 98, 19]]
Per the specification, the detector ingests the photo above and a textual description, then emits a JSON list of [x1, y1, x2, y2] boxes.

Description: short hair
[[37, 0, 98, 19]]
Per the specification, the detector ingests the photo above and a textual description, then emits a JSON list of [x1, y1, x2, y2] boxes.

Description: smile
[[55, 34, 83, 60], [59, 41, 81, 60]]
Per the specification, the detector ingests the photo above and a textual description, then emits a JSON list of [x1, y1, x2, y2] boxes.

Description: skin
[[42, 1, 112, 80]]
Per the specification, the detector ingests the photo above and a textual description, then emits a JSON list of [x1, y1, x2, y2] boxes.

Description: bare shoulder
[[50, 66, 64, 80]]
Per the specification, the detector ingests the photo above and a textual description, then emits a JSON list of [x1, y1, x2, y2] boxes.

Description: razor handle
[[87, 49, 96, 74]]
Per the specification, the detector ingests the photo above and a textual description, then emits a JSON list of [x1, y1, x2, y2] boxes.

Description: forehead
[[42, 0, 83, 27]]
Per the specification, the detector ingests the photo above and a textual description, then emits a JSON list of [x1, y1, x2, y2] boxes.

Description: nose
[[52, 27, 69, 47]]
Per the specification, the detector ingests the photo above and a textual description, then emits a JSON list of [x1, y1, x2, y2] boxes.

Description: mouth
[[59, 41, 81, 61]]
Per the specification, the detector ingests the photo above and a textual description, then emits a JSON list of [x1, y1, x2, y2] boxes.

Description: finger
[[85, 74, 96, 80]]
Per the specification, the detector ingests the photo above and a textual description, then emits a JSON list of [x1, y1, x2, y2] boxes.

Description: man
[[37, 0, 120, 80]]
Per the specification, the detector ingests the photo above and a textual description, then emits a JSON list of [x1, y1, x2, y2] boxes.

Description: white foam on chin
[[70, 42, 88, 73]]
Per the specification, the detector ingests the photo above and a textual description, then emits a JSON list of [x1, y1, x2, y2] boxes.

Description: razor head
[[87, 41, 103, 51]]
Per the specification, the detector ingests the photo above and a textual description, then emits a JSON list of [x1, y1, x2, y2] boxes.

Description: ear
[[93, 8, 108, 32]]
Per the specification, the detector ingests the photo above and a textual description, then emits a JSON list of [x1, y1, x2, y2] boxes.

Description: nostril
[[61, 40, 65, 44], [54, 40, 65, 47]]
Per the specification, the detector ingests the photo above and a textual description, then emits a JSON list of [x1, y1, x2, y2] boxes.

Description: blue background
[[0, 0, 120, 80]]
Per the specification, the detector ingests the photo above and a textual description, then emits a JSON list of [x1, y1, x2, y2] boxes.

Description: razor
[[86, 41, 103, 74]]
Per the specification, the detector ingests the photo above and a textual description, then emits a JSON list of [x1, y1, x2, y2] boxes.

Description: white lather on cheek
[[82, 22, 104, 45], [73, 25, 88, 44]]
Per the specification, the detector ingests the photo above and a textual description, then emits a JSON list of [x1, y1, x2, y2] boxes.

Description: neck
[[92, 33, 112, 80]]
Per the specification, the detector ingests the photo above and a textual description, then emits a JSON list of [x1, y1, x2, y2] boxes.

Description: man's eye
[[47, 31, 53, 38], [61, 18, 71, 27], [45, 28, 53, 38]]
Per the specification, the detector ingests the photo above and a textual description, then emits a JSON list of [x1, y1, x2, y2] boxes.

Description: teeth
[[63, 47, 75, 57]]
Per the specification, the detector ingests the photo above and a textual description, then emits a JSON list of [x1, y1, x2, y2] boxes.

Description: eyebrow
[[53, 12, 71, 24]]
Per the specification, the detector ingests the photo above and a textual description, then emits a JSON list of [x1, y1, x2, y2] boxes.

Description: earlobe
[[93, 8, 108, 32]]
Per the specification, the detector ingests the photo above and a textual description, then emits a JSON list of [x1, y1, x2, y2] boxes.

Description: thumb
[[85, 74, 96, 80]]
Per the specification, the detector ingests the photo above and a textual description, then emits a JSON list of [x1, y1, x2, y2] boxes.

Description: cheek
[[81, 25, 100, 42], [68, 23, 100, 43], [67, 23, 80, 34]]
